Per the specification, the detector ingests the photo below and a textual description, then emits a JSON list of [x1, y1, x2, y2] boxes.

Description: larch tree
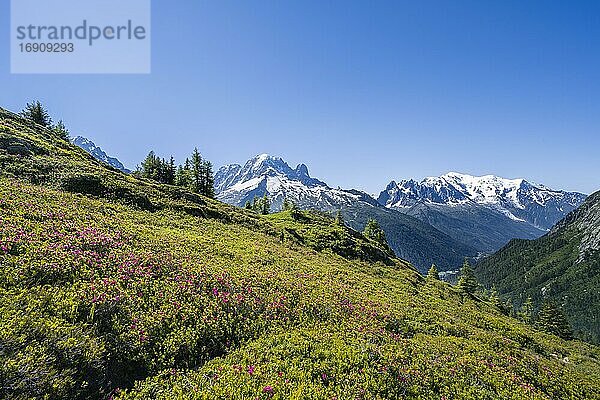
[[21, 101, 52, 127], [457, 259, 479, 295]]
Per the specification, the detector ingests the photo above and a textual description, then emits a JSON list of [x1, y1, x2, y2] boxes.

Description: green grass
[[1, 107, 600, 399]]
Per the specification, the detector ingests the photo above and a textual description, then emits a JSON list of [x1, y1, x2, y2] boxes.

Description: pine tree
[[518, 297, 535, 324], [202, 160, 215, 198], [289, 202, 301, 219], [489, 286, 503, 309], [21, 101, 52, 127], [427, 264, 440, 281], [457, 259, 479, 295], [537, 300, 573, 340], [503, 298, 515, 317], [363, 219, 392, 254], [260, 194, 270, 215], [282, 197, 291, 211], [166, 156, 176, 185], [53, 120, 70, 141], [140, 151, 160, 181], [190, 148, 203, 194]]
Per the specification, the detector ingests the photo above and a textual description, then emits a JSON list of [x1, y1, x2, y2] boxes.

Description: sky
[[1, 0, 599, 194]]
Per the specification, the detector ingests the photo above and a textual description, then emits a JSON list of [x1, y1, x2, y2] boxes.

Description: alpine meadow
[[2, 1, 600, 399], [1, 104, 600, 398]]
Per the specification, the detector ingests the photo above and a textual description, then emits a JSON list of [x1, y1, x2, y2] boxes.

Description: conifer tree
[[21, 101, 52, 127], [427, 264, 440, 281], [166, 156, 176, 185], [489, 286, 503, 309], [190, 148, 203, 194], [140, 151, 160, 181], [260, 194, 270, 215], [202, 159, 215, 198], [282, 197, 291, 211], [503, 298, 515, 317], [363, 219, 393, 254], [537, 300, 573, 340], [175, 158, 193, 189], [457, 259, 479, 295], [518, 297, 535, 324], [53, 120, 70, 141]]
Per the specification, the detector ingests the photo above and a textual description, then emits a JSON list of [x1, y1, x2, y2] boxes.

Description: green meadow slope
[[1, 107, 600, 399]]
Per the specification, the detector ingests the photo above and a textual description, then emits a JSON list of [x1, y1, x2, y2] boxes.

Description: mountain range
[[2, 105, 599, 399], [71, 137, 587, 274], [215, 154, 478, 273], [72, 136, 130, 173], [215, 154, 586, 272], [378, 173, 586, 252]]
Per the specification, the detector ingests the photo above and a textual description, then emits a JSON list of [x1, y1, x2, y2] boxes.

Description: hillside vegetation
[[1, 107, 600, 399], [476, 191, 600, 344]]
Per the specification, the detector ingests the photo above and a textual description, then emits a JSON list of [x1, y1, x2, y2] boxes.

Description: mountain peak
[[72, 136, 130, 173], [214, 154, 329, 200], [295, 163, 309, 177], [379, 172, 586, 231]]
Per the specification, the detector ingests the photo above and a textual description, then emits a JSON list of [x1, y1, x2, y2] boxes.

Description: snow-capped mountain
[[72, 136, 130, 173], [216, 154, 369, 211], [215, 155, 478, 273], [378, 173, 586, 252]]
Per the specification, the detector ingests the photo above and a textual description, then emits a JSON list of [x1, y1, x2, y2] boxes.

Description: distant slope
[[215, 154, 478, 272], [1, 106, 600, 399], [476, 190, 600, 343], [404, 202, 545, 252], [73, 135, 131, 173], [378, 173, 586, 253]]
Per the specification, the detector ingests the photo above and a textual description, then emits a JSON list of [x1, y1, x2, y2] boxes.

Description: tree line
[[19, 101, 216, 198], [20, 101, 70, 141], [134, 148, 215, 198], [426, 260, 573, 340]]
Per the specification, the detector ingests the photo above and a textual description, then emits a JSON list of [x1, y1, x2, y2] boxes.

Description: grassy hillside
[[476, 191, 600, 344], [1, 108, 600, 399]]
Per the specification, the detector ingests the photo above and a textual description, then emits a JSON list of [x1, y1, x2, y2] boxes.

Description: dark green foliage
[[537, 301, 574, 340], [489, 286, 503, 309], [137, 151, 176, 185], [457, 259, 479, 295], [60, 173, 105, 196], [188, 148, 214, 197], [282, 197, 295, 212], [137, 149, 214, 197], [475, 191, 600, 343], [174, 159, 193, 188], [427, 264, 440, 281], [518, 297, 535, 324], [20, 101, 52, 127], [363, 218, 393, 254], [248, 194, 271, 215], [53, 120, 70, 141]]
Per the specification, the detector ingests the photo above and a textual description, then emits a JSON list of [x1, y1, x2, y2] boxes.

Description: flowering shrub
[[0, 112, 599, 400], [1, 179, 599, 400]]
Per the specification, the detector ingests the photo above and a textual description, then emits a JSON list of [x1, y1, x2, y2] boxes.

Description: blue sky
[[1, 1, 599, 194]]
